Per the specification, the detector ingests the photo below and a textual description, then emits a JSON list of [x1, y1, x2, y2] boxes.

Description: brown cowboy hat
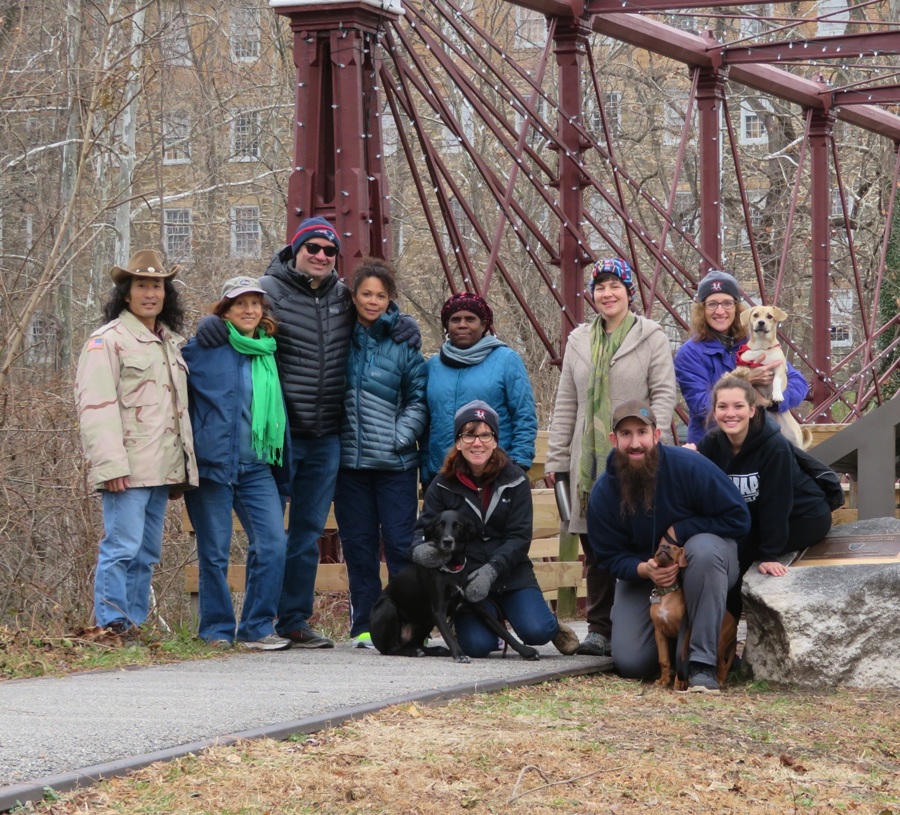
[[110, 249, 180, 285]]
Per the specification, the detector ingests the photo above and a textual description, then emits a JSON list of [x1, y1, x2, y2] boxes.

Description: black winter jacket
[[696, 415, 830, 563], [260, 247, 354, 437], [412, 460, 540, 594]]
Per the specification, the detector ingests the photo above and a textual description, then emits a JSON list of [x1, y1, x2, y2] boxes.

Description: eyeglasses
[[459, 432, 496, 444], [705, 299, 736, 312], [303, 242, 339, 258]]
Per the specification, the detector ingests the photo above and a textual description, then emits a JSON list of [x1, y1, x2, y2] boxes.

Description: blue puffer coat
[[422, 346, 537, 483], [182, 339, 291, 490], [340, 304, 427, 472]]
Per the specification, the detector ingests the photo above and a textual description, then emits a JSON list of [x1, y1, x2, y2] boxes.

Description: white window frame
[[230, 206, 261, 259], [164, 208, 192, 261], [817, 0, 849, 37], [161, 13, 192, 67], [231, 7, 260, 61], [831, 289, 854, 349], [514, 7, 546, 48], [740, 101, 768, 145], [26, 310, 57, 365], [740, 5, 771, 38], [231, 110, 261, 162], [663, 93, 692, 146], [163, 111, 191, 165], [604, 91, 622, 136]]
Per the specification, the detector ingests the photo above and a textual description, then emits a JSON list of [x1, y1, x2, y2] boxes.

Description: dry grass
[[23, 675, 900, 814]]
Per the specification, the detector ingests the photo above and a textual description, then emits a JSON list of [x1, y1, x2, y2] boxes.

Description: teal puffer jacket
[[339, 303, 427, 472]]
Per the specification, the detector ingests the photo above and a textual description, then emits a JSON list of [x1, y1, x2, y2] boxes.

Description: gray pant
[[610, 533, 739, 680]]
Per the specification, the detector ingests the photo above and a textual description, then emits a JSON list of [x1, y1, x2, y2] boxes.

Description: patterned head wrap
[[440, 292, 495, 335], [589, 257, 636, 302]]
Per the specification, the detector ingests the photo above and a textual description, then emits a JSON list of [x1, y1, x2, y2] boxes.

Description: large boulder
[[742, 518, 900, 689]]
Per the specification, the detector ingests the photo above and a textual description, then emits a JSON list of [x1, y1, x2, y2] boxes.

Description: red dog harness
[[736, 344, 764, 368]]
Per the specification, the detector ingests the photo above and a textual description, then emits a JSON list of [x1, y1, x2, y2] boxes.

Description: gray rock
[[742, 518, 900, 689]]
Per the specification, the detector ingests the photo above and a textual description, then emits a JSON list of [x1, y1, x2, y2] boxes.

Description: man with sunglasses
[[197, 216, 420, 648]]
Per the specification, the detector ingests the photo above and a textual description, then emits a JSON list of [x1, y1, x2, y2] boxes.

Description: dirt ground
[[24, 673, 900, 815]]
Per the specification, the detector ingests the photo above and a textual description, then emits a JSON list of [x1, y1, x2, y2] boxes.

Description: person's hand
[[391, 314, 422, 349], [747, 360, 780, 387], [103, 476, 129, 493], [544, 472, 557, 486], [641, 557, 681, 587], [758, 561, 789, 576], [681, 443, 697, 451], [195, 315, 229, 348], [464, 563, 498, 603], [411, 541, 449, 568]]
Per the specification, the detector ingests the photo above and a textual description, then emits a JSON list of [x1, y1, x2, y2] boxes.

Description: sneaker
[[686, 664, 721, 694], [552, 620, 580, 655], [281, 628, 335, 649], [241, 634, 292, 651], [575, 631, 612, 657], [352, 632, 375, 649]]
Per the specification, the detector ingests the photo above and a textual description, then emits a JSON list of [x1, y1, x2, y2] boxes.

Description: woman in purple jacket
[[673, 270, 809, 444]]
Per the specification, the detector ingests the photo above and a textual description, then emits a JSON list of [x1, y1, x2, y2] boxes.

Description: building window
[[26, 311, 58, 365], [231, 7, 260, 61], [740, 102, 767, 144], [163, 111, 191, 164], [231, 206, 261, 259], [514, 7, 546, 47], [161, 13, 192, 67], [831, 289, 854, 349], [739, 6, 770, 38], [604, 91, 622, 135], [164, 208, 192, 261], [231, 110, 261, 161], [663, 94, 691, 146], [817, 0, 849, 37]]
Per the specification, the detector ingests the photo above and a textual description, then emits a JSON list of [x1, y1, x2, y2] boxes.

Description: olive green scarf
[[577, 312, 636, 512], [226, 322, 285, 465]]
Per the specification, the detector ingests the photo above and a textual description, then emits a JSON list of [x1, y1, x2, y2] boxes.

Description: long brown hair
[[689, 300, 748, 341], [212, 293, 278, 337]]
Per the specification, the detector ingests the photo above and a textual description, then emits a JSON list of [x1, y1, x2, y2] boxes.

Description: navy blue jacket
[[340, 303, 427, 472], [182, 339, 291, 490], [586, 444, 750, 581]]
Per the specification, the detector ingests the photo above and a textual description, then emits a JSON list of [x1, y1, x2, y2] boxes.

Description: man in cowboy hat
[[75, 249, 197, 637]]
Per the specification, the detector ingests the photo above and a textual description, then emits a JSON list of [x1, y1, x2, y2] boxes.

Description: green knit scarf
[[226, 322, 285, 465], [577, 312, 636, 512]]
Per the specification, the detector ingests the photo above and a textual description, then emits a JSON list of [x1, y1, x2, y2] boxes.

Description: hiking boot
[[575, 631, 612, 657], [352, 632, 375, 649], [552, 621, 580, 655], [686, 664, 721, 694], [241, 635, 292, 651], [281, 628, 334, 649]]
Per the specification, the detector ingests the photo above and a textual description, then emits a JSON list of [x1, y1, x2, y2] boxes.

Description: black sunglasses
[[303, 242, 339, 258]]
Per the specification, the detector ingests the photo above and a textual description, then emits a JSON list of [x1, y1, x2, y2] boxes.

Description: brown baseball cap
[[612, 399, 657, 430]]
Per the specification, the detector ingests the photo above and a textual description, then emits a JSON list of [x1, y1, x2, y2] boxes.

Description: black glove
[[464, 563, 498, 603], [411, 541, 449, 569], [391, 313, 422, 349], [195, 315, 229, 348]]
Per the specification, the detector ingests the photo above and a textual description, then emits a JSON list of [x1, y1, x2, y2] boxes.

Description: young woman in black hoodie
[[693, 368, 831, 578]]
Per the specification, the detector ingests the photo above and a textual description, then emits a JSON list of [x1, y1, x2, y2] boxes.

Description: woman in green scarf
[[545, 258, 677, 657], [183, 277, 292, 651]]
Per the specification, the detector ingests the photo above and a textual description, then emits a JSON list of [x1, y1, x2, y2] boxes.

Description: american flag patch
[[87, 337, 104, 350]]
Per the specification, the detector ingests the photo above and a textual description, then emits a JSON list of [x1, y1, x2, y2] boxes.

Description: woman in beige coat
[[545, 258, 676, 657]]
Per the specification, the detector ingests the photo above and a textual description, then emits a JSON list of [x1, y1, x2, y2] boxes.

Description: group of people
[[75, 220, 833, 684]]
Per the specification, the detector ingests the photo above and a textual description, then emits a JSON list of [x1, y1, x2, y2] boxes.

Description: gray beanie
[[454, 400, 500, 439], [695, 270, 740, 303]]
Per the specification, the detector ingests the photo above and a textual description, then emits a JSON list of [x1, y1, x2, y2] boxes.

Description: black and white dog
[[369, 510, 539, 663]]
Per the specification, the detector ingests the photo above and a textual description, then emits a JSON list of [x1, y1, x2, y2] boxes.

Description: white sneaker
[[241, 634, 292, 651], [352, 632, 375, 649]]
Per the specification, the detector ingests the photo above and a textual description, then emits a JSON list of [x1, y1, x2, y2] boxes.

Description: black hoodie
[[697, 415, 830, 563]]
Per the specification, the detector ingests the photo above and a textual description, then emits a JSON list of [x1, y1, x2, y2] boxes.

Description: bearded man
[[586, 400, 750, 692]]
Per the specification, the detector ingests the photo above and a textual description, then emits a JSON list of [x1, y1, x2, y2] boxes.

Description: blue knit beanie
[[290, 217, 341, 258]]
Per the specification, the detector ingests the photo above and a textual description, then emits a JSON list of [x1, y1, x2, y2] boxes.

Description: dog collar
[[650, 584, 681, 603], [735, 344, 763, 367], [441, 559, 466, 573]]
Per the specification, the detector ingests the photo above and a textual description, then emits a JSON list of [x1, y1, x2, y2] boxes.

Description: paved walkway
[[0, 621, 610, 811]]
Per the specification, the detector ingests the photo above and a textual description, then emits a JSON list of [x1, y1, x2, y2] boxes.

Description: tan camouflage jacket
[[75, 310, 198, 491]]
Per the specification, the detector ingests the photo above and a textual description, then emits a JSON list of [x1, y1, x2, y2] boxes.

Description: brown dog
[[737, 305, 812, 449], [650, 539, 738, 691]]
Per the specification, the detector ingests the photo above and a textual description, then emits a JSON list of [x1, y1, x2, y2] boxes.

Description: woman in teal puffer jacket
[[334, 258, 428, 647]]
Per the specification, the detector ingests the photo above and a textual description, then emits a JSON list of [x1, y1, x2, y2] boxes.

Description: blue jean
[[610, 533, 739, 680], [184, 464, 286, 643], [276, 434, 341, 634], [95, 486, 169, 628], [454, 586, 558, 658], [333, 467, 418, 636]]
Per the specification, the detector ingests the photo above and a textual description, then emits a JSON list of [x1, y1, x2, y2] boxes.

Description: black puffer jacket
[[260, 246, 354, 437]]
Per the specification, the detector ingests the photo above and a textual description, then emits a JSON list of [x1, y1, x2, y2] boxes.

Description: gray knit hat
[[454, 400, 500, 439], [695, 270, 740, 303]]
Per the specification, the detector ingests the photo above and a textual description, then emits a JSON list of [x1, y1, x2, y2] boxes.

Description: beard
[[613, 444, 660, 517]]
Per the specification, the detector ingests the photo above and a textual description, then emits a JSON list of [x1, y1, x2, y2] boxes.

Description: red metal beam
[[721, 31, 900, 65], [828, 85, 900, 106], [589, 12, 900, 142], [588, 0, 769, 10]]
